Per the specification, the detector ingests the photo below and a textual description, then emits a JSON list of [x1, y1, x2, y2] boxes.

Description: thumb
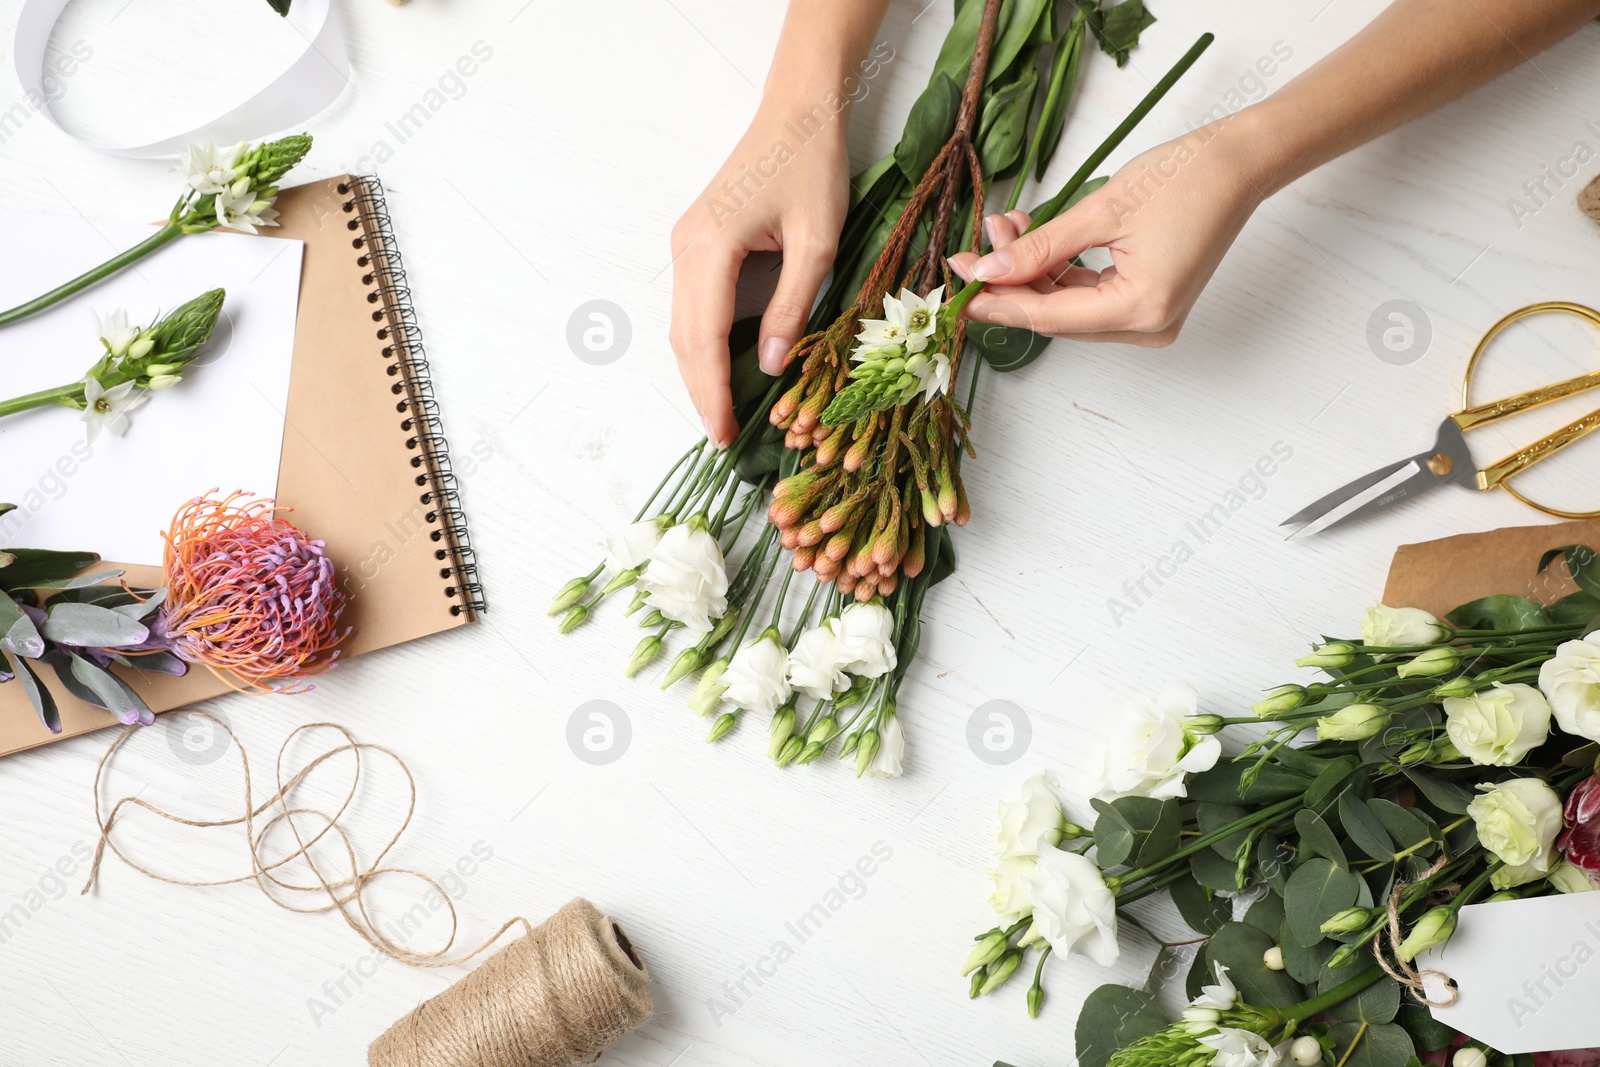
[[970, 200, 1117, 285], [758, 235, 834, 374]]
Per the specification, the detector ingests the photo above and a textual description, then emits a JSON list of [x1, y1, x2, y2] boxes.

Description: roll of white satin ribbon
[[13, 0, 350, 158]]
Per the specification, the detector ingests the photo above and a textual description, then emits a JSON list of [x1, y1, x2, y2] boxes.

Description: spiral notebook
[[0, 175, 484, 756]]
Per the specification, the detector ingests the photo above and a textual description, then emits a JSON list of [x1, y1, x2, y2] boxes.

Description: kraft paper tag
[[1417, 893, 1600, 1053]]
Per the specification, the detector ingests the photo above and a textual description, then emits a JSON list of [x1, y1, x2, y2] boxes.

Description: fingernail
[[759, 336, 789, 375], [972, 248, 1012, 281], [1005, 210, 1030, 231], [702, 415, 719, 445], [946, 256, 974, 282], [983, 214, 1004, 246]]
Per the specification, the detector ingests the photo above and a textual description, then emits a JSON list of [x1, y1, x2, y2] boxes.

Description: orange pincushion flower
[[161, 492, 349, 693]]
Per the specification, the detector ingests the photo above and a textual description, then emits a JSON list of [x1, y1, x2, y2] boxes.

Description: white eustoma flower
[[1443, 682, 1551, 766], [988, 855, 1036, 924], [636, 521, 729, 633], [79, 378, 148, 442], [831, 602, 897, 678], [1361, 604, 1448, 648], [178, 140, 244, 195], [93, 308, 139, 358], [1539, 636, 1600, 741], [214, 185, 281, 233], [1094, 682, 1221, 801], [1198, 1028, 1283, 1067], [787, 624, 850, 700], [993, 771, 1063, 860], [1468, 778, 1563, 873], [864, 711, 904, 778], [721, 634, 790, 716], [1025, 847, 1119, 966], [1551, 859, 1600, 894], [604, 519, 662, 574]]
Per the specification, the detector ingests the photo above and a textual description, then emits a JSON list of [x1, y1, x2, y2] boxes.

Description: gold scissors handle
[[1457, 301, 1600, 518]]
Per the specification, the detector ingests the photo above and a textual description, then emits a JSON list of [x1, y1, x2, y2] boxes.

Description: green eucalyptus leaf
[[1339, 791, 1395, 863], [1074, 984, 1169, 1067], [1280, 918, 1337, 985], [1396, 1003, 1456, 1052], [1190, 847, 1240, 894], [1189, 758, 1311, 805], [1320, 953, 1401, 1024], [1294, 808, 1349, 870], [1284, 857, 1361, 946], [1244, 891, 1285, 935], [1329, 1020, 1414, 1067], [1091, 795, 1180, 868], [1203, 921, 1306, 1009], [1169, 873, 1229, 935], [1199, 802, 1251, 860], [1401, 767, 1473, 815], [1367, 798, 1434, 856], [1259, 831, 1293, 895]]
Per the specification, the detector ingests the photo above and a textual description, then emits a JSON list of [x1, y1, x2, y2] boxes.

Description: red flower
[[1560, 776, 1600, 877], [1535, 1049, 1600, 1067]]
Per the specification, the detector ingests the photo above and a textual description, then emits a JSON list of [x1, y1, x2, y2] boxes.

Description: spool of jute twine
[[368, 897, 652, 1067], [1580, 174, 1600, 225], [83, 715, 652, 1065]]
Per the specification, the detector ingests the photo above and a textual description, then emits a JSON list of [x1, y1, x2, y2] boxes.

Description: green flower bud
[[145, 374, 182, 391], [767, 706, 795, 759], [687, 658, 729, 715], [1320, 906, 1374, 936], [968, 967, 986, 999], [1396, 646, 1460, 679], [838, 732, 861, 757], [557, 604, 588, 633], [1184, 714, 1226, 738], [961, 932, 1006, 976], [1432, 675, 1477, 699], [797, 741, 826, 764], [1315, 703, 1388, 741], [775, 736, 804, 767], [625, 635, 662, 677], [1327, 940, 1362, 969], [639, 608, 665, 628], [807, 717, 839, 746], [854, 728, 881, 777], [706, 712, 737, 743], [601, 567, 640, 595], [141, 361, 180, 376], [1297, 641, 1356, 669], [1060, 820, 1090, 841], [661, 647, 703, 688], [1252, 685, 1306, 718], [624, 590, 649, 616], [1027, 984, 1044, 1018], [547, 576, 591, 616], [1484, 890, 1520, 904], [128, 337, 156, 360], [977, 951, 1022, 995], [1397, 905, 1456, 962], [708, 611, 739, 645]]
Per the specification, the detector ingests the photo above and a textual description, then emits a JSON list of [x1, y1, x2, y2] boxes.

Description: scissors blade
[[1282, 419, 1476, 537]]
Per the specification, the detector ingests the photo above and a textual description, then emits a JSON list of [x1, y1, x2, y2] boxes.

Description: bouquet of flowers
[[966, 545, 1600, 1067], [554, 0, 1210, 776]]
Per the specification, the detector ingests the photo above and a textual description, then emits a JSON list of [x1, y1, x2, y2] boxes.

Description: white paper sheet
[[0, 210, 301, 564], [1420, 892, 1600, 1053]]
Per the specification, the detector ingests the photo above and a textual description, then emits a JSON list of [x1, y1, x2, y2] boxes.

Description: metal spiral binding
[[338, 174, 487, 617]]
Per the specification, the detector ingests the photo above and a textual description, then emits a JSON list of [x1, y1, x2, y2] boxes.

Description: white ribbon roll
[[13, 0, 350, 158]]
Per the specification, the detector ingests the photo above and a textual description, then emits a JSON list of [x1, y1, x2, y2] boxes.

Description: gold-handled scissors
[[1282, 301, 1600, 537]]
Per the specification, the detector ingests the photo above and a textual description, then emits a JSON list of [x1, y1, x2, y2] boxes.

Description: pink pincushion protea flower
[[161, 491, 348, 693]]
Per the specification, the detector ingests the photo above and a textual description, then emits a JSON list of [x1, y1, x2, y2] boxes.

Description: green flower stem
[[727, 533, 783, 652], [1113, 796, 1302, 888], [767, 565, 796, 629], [1004, 11, 1086, 214], [0, 381, 84, 419], [0, 224, 183, 328], [1281, 964, 1384, 1026], [1028, 33, 1214, 229], [639, 440, 706, 521], [1112, 865, 1190, 906]]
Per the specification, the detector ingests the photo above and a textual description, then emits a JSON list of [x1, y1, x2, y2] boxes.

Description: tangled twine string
[[83, 716, 652, 1066], [1372, 854, 1460, 1007], [162, 491, 349, 693]]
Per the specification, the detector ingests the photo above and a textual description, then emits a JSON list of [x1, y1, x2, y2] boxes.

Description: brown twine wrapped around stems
[[82, 714, 652, 1065], [1371, 854, 1460, 1007]]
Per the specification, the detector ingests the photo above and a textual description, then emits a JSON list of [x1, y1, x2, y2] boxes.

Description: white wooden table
[[2, 1, 1599, 1064]]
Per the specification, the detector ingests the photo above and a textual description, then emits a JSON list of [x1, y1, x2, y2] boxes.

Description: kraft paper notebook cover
[[1383, 518, 1600, 617], [0, 175, 484, 757]]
